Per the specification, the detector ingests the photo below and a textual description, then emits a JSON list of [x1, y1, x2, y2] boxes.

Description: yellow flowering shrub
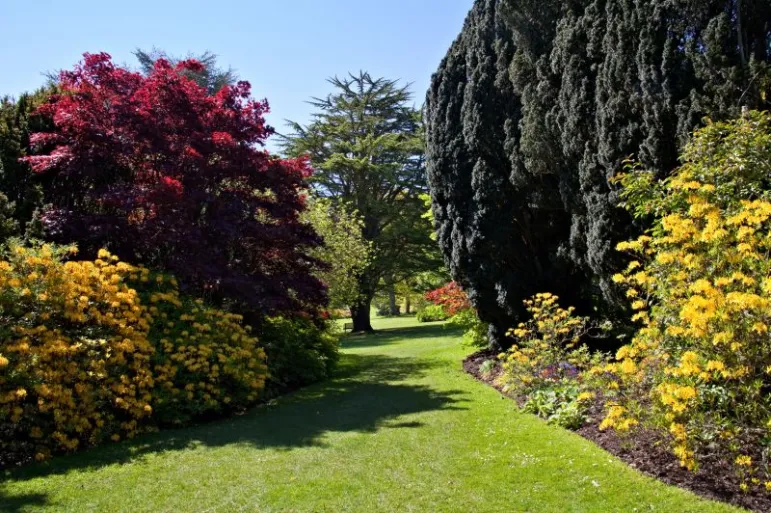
[[138, 278, 267, 425], [0, 243, 266, 465], [499, 293, 609, 429], [603, 111, 771, 489], [0, 243, 155, 463]]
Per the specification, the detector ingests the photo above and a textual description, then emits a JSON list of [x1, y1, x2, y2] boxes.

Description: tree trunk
[[350, 297, 374, 332], [386, 275, 399, 316], [405, 295, 411, 314]]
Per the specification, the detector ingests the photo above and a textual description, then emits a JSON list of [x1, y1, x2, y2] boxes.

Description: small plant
[[479, 359, 497, 378], [523, 384, 586, 430]]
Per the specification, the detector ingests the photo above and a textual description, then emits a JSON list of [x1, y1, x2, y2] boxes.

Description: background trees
[[303, 197, 371, 309], [0, 87, 55, 242], [425, 0, 771, 348], [283, 73, 439, 331]]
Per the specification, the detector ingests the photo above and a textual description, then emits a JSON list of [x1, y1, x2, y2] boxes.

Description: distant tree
[[134, 48, 237, 94], [0, 87, 55, 241], [283, 72, 439, 331], [303, 197, 371, 309], [24, 52, 325, 319]]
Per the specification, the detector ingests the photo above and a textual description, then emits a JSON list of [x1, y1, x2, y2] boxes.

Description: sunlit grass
[[0, 317, 743, 512]]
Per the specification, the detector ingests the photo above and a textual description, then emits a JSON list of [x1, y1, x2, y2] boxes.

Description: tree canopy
[[303, 197, 371, 309], [283, 72, 439, 331], [134, 48, 237, 94], [24, 52, 326, 319]]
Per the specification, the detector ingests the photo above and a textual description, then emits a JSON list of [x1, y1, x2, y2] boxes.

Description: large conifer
[[426, 0, 771, 347]]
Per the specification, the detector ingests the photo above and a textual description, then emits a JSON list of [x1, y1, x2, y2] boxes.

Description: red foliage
[[424, 281, 471, 316], [24, 52, 326, 317]]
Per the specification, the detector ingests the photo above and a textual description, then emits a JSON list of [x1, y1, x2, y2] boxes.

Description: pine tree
[[133, 48, 237, 94], [283, 73, 437, 331], [0, 88, 52, 237], [425, 0, 771, 348]]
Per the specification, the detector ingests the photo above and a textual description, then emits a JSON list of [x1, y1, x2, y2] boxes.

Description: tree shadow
[[2, 353, 467, 486], [0, 489, 51, 513], [341, 322, 461, 349]]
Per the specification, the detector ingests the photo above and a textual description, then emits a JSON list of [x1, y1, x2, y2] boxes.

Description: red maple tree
[[24, 52, 326, 317], [424, 281, 471, 316]]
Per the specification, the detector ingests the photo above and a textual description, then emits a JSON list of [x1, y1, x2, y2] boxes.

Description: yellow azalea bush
[[498, 293, 609, 429], [0, 243, 155, 463], [602, 111, 771, 491], [0, 242, 266, 465], [139, 277, 267, 425]]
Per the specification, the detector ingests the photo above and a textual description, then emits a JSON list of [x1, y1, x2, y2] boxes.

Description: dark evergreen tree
[[283, 73, 438, 332], [0, 88, 53, 240], [425, 0, 771, 348]]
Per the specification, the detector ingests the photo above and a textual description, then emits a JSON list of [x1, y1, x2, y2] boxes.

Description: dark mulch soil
[[463, 350, 771, 513]]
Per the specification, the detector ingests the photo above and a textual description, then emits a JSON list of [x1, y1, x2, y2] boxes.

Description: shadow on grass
[[0, 489, 51, 513], [341, 322, 460, 350], [2, 352, 467, 488]]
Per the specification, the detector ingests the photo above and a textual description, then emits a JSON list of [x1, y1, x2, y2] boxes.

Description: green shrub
[[259, 316, 339, 397], [416, 304, 449, 322], [448, 309, 488, 347]]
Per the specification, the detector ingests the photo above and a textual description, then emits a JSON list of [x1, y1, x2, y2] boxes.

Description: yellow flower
[[735, 455, 752, 467]]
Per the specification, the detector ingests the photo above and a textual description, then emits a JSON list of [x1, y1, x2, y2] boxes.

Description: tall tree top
[[133, 48, 238, 94]]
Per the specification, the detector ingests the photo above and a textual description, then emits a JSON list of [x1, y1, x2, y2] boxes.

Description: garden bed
[[463, 350, 770, 513]]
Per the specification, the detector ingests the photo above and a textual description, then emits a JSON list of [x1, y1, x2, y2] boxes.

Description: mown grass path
[[1, 317, 742, 513]]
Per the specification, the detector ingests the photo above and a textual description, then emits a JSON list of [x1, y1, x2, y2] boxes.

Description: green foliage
[[415, 304, 449, 323], [0, 187, 19, 243], [479, 359, 497, 378], [425, 0, 771, 347], [522, 384, 585, 430], [303, 197, 371, 308], [258, 316, 340, 397], [447, 309, 489, 348], [0, 89, 52, 240], [283, 72, 441, 330]]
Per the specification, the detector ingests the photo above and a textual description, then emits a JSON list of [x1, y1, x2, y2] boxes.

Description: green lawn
[[1, 317, 743, 513]]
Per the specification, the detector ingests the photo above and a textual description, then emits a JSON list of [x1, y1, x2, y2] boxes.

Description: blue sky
[[2, 0, 471, 149]]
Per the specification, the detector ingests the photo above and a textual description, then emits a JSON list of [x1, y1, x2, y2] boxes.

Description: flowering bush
[[424, 282, 471, 315], [499, 293, 609, 428], [424, 282, 488, 346], [135, 276, 267, 426], [602, 111, 771, 491], [0, 243, 266, 465]]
